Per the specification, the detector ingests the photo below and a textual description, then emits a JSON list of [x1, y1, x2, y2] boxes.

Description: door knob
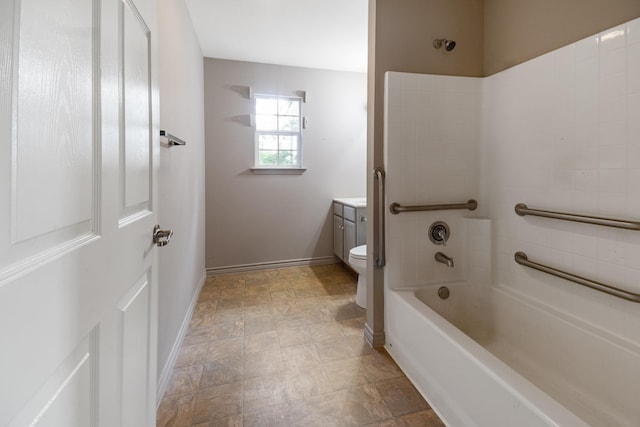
[[153, 225, 173, 247]]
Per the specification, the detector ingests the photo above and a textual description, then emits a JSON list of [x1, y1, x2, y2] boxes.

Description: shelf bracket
[[160, 130, 186, 146]]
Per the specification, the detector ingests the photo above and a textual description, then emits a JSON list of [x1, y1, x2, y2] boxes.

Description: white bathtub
[[385, 281, 640, 427]]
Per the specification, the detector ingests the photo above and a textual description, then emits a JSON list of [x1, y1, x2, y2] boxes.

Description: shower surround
[[383, 18, 640, 426]]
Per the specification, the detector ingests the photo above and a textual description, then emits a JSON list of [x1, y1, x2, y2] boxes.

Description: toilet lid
[[349, 244, 366, 260]]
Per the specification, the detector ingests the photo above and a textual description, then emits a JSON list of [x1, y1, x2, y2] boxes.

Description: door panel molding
[[118, 271, 151, 427], [0, 0, 101, 287], [119, 0, 152, 223], [8, 328, 99, 427], [0, 232, 99, 288], [11, 0, 101, 243]]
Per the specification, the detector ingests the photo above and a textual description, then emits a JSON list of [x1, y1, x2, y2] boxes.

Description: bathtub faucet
[[435, 252, 454, 268]]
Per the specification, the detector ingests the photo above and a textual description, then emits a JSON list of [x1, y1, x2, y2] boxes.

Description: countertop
[[333, 197, 367, 208]]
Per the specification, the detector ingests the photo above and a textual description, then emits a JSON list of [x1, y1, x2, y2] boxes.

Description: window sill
[[250, 167, 307, 175]]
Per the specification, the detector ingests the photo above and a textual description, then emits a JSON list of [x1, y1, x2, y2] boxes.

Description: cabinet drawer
[[343, 205, 356, 221], [333, 202, 343, 217]]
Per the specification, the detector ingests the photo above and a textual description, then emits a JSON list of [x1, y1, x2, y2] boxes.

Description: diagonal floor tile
[[157, 264, 444, 427], [374, 377, 430, 416], [192, 382, 243, 424], [156, 392, 197, 427]]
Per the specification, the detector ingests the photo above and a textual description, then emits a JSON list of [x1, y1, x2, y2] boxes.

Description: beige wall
[[366, 0, 484, 346], [370, 0, 485, 172], [484, 0, 640, 75], [375, 0, 484, 78], [204, 59, 367, 271], [157, 0, 206, 397]]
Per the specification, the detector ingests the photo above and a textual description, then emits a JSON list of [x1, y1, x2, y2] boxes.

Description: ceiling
[[185, 0, 369, 73]]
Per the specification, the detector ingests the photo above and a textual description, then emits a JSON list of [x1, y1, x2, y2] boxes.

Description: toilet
[[348, 244, 367, 308]]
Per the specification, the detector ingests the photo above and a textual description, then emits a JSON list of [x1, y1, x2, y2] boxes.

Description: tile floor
[[157, 263, 445, 427]]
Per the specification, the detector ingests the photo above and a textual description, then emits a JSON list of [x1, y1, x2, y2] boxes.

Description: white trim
[[254, 94, 303, 168], [206, 256, 339, 276], [365, 322, 385, 348], [156, 269, 206, 409], [250, 167, 306, 175]]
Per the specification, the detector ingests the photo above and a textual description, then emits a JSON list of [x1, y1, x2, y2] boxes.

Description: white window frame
[[253, 94, 304, 172]]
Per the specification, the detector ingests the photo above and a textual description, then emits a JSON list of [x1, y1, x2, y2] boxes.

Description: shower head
[[433, 38, 456, 51]]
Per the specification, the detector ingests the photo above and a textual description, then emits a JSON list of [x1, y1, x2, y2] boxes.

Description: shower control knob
[[429, 221, 450, 246]]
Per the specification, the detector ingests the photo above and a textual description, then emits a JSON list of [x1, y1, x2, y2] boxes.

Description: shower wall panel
[[484, 19, 640, 346], [384, 72, 482, 288]]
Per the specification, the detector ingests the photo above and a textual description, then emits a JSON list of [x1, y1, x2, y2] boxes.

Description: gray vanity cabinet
[[333, 212, 344, 262], [333, 200, 366, 263]]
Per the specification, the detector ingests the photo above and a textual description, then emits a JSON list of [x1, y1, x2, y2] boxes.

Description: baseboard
[[206, 255, 339, 276], [156, 269, 206, 409], [364, 322, 386, 348]]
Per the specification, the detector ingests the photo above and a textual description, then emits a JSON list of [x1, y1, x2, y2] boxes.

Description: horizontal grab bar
[[390, 199, 477, 215], [514, 252, 640, 303], [515, 203, 640, 231]]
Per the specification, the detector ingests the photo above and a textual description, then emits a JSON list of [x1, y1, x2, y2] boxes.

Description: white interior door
[[0, 0, 160, 426]]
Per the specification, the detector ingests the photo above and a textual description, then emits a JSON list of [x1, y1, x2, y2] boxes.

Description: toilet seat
[[349, 245, 366, 260]]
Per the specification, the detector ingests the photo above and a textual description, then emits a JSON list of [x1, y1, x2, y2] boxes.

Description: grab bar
[[390, 199, 477, 215], [514, 252, 640, 303], [374, 168, 386, 269], [515, 203, 640, 231]]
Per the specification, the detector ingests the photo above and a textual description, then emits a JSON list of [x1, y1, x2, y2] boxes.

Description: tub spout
[[435, 252, 454, 268]]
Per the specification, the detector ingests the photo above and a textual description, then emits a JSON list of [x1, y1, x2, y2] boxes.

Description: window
[[254, 95, 303, 169]]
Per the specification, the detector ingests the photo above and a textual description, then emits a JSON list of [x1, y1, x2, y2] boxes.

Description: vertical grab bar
[[374, 168, 386, 269]]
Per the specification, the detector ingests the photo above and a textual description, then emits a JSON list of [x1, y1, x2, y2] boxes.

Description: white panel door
[[0, 0, 160, 425]]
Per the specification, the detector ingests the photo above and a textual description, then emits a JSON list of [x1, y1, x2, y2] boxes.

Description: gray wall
[[204, 59, 367, 271], [157, 0, 206, 394]]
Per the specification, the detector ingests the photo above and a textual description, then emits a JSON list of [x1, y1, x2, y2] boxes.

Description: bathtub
[[385, 281, 640, 427]]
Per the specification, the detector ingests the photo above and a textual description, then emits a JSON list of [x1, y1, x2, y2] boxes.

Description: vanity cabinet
[[333, 199, 366, 263]]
